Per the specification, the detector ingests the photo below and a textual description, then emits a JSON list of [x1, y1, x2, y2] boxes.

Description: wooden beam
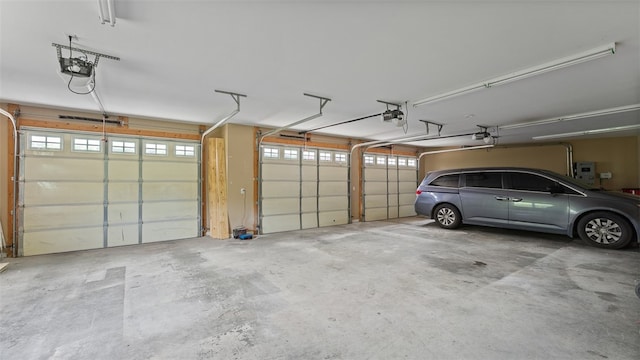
[[253, 127, 260, 232], [207, 138, 229, 239], [261, 136, 350, 150], [5, 104, 19, 256], [18, 118, 200, 141]]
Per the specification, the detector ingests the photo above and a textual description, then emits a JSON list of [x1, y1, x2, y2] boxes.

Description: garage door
[[363, 153, 417, 221], [260, 144, 349, 234], [19, 128, 200, 256]]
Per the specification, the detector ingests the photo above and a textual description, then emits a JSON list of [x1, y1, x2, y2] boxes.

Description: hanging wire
[[66, 36, 96, 95]]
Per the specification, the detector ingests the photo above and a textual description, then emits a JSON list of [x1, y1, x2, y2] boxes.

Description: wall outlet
[[240, 188, 246, 194]]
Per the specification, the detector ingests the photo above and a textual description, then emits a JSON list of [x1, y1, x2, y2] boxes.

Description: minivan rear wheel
[[577, 212, 632, 249], [434, 204, 462, 229]]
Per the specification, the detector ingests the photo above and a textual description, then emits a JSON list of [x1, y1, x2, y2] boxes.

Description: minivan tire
[[433, 204, 462, 229], [577, 212, 632, 249]]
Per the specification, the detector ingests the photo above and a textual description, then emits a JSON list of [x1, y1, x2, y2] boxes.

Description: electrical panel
[[574, 161, 595, 185]]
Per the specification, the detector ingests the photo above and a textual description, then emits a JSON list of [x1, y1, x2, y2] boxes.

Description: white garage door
[[260, 144, 349, 234], [19, 128, 200, 256], [363, 153, 417, 221]]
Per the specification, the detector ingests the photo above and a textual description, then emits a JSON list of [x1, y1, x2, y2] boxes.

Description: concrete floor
[[1, 217, 639, 360]]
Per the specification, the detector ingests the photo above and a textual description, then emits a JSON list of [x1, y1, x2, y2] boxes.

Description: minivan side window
[[429, 174, 460, 188], [509, 172, 558, 192], [465, 172, 502, 188]]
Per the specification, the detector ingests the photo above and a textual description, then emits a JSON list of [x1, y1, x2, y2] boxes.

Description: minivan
[[415, 167, 640, 249]]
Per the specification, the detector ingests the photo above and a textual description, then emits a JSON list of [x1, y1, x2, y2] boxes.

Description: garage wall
[[570, 136, 639, 189], [420, 137, 640, 190]]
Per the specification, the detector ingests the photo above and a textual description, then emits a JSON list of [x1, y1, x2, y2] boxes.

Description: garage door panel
[[261, 215, 300, 233], [318, 197, 347, 211], [319, 167, 347, 181], [301, 198, 317, 212], [262, 198, 300, 215], [388, 182, 398, 193], [262, 181, 300, 197], [262, 164, 300, 180], [388, 207, 399, 218], [399, 193, 417, 205], [302, 166, 317, 181], [388, 171, 398, 181], [108, 225, 139, 247], [23, 205, 103, 231], [364, 208, 387, 221], [109, 161, 138, 181], [143, 162, 197, 181], [399, 205, 417, 217], [109, 182, 139, 202], [301, 214, 318, 229], [142, 220, 198, 243], [301, 182, 317, 197], [23, 227, 104, 256], [399, 182, 417, 193], [25, 158, 104, 181], [364, 182, 387, 195], [24, 182, 103, 206], [399, 170, 416, 182], [364, 168, 386, 180], [142, 201, 197, 222], [142, 182, 198, 201], [319, 182, 347, 196], [365, 194, 387, 208], [388, 196, 399, 206], [108, 203, 138, 223], [319, 211, 349, 227]]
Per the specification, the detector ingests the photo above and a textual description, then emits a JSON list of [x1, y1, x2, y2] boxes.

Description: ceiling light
[[500, 104, 640, 130], [413, 43, 616, 107], [532, 124, 640, 140], [97, 0, 116, 26]]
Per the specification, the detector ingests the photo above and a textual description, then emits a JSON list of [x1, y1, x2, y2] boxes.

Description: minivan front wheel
[[577, 212, 632, 249], [434, 204, 462, 229]]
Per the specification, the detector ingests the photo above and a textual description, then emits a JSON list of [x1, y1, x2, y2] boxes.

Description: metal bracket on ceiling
[[376, 100, 402, 110], [52, 43, 120, 68], [419, 120, 443, 136], [303, 93, 331, 114], [215, 89, 247, 111]]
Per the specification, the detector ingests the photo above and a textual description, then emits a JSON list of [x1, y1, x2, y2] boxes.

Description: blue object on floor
[[239, 233, 253, 240]]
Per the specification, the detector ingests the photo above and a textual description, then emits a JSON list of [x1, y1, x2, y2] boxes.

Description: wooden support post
[[5, 104, 19, 256], [206, 138, 229, 239]]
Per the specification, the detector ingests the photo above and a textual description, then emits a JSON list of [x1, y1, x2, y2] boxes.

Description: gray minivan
[[415, 167, 640, 249]]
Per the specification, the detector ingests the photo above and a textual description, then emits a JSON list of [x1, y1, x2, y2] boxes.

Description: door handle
[[510, 198, 522, 202], [495, 196, 509, 201]]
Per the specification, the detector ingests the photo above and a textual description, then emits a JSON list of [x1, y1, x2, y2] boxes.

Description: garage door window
[[303, 150, 315, 161], [73, 138, 101, 152], [319, 151, 332, 161], [335, 153, 347, 163], [111, 140, 136, 154], [145, 143, 167, 155], [364, 155, 374, 165], [30, 135, 62, 150], [407, 159, 416, 167], [388, 157, 396, 166], [175, 144, 195, 157], [284, 149, 298, 160], [263, 147, 279, 159], [376, 156, 386, 165], [398, 158, 407, 166]]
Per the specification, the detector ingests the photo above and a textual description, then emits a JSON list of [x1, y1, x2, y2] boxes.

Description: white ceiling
[[1, 0, 639, 147]]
